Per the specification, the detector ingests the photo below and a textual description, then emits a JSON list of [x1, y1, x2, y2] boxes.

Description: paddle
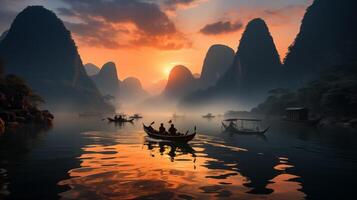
[[150, 121, 155, 126]]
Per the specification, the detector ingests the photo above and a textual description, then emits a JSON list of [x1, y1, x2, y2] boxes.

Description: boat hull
[[222, 122, 269, 135], [143, 125, 196, 143], [107, 118, 134, 123]]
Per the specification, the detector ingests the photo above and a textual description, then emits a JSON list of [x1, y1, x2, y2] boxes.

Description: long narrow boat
[[222, 118, 270, 135], [129, 114, 143, 119], [107, 117, 134, 123], [202, 113, 215, 118], [222, 122, 270, 134], [143, 124, 196, 143]]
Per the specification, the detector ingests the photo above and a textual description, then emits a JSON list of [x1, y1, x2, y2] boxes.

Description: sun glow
[[163, 66, 173, 78]]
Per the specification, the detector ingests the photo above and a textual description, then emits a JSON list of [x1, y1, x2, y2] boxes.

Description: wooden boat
[[129, 114, 143, 119], [202, 113, 215, 118], [107, 117, 134, 123], [143, 124, 196, 143], [107, 114, 134, 123], [222, 118, 270, 135]]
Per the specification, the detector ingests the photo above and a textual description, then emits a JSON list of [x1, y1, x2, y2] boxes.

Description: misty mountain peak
[[168, 65, 194, 82], [97, 62, 118, 79], [84, 63, 100, 76], [199, 44, 235, 89], [0, 5, 113, 111], [122, 77, 143, 90], [217, 17, 282, 93], [92, 62, 120, 96], [164, 65, 197, 98]]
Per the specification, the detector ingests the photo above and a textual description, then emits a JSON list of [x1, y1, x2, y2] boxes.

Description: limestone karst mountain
[[0, 6, 113, 112], [119, 77, 149, 103], [91, 62, 120, 97], [217, 18, 282, 95], [284, 0, 357, 86], [84, 63, 100, 76], [198, 44, 234, 89], [163, 65, 198, 99], [181, 18, 282, 108]]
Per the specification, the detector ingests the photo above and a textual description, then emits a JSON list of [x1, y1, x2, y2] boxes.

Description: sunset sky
[[0, 0, 312, 91]]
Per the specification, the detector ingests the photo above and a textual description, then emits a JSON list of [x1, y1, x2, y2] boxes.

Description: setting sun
[[163, 66, 173, 77]]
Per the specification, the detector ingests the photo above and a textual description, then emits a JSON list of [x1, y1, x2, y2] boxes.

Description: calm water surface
[[0, 114, 357, 199]]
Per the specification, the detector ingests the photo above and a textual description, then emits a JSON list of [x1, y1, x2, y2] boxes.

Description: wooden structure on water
[[285, 107, 309, 121]]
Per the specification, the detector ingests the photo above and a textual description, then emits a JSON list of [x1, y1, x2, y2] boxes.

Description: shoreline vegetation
[[251, 63, 357, 128], [0, 62, 54, 134]]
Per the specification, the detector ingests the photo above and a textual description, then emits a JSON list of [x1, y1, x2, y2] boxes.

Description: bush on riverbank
[[0, 61, 53, 134]]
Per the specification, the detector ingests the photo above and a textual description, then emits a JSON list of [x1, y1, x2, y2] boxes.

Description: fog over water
[[1, 113, 356, 199]]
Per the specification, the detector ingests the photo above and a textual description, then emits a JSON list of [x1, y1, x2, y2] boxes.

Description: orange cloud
[[59, 0, 192, 50]]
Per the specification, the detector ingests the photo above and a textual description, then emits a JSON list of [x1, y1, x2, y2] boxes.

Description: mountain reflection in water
[[58, 129, 304, 199], [1, 114, 356, 199]]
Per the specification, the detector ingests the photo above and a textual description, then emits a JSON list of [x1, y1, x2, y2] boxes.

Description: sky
[[0, 0, 312, 92]]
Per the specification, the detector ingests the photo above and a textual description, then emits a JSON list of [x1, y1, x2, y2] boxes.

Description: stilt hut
[[285, 107, 308, 121]]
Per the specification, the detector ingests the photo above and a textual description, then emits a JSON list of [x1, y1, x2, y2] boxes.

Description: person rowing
[[169, 124, 177, 135], [159, 123, 166, 134]]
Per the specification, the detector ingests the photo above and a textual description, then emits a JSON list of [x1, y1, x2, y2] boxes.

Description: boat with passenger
[[143, 122, 196, 143], [107, 114, 134, 123], [129, 113, 143, 119], [202, 113, 215, 118], [222, 118, 270, 135]]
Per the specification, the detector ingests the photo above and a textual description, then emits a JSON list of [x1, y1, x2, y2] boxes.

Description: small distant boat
[[143, 123, 196, 143], [202, 113, 215, 118], [129, 114, 143, 119], [107, 117, 134, 123], [106, 114, 134, 123], [222, 118, 270, 135], [172, 113, 185, 118]]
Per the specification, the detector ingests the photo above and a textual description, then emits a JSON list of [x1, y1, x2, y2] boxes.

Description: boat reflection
[[58, 130, 305, 199], [144, 140, 196, 162]]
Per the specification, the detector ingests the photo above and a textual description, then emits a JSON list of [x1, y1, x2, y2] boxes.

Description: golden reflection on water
[[58, 131, 305, 199]]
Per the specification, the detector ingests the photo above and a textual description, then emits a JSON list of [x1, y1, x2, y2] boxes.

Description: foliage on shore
[[252, 63, 357, 118], [0, 61, 53, 134]]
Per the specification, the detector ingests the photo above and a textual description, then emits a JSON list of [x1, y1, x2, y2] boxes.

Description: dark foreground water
[[0, 114, 356, 200]]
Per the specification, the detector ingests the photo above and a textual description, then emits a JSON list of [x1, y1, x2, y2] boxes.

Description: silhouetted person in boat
[[169, 124, 177, 135], [229, 121, 236, 128], [159, 123, 166, 134]]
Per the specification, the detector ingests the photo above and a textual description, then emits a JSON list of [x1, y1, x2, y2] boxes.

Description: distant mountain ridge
[[0, 6, 113, 112]]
